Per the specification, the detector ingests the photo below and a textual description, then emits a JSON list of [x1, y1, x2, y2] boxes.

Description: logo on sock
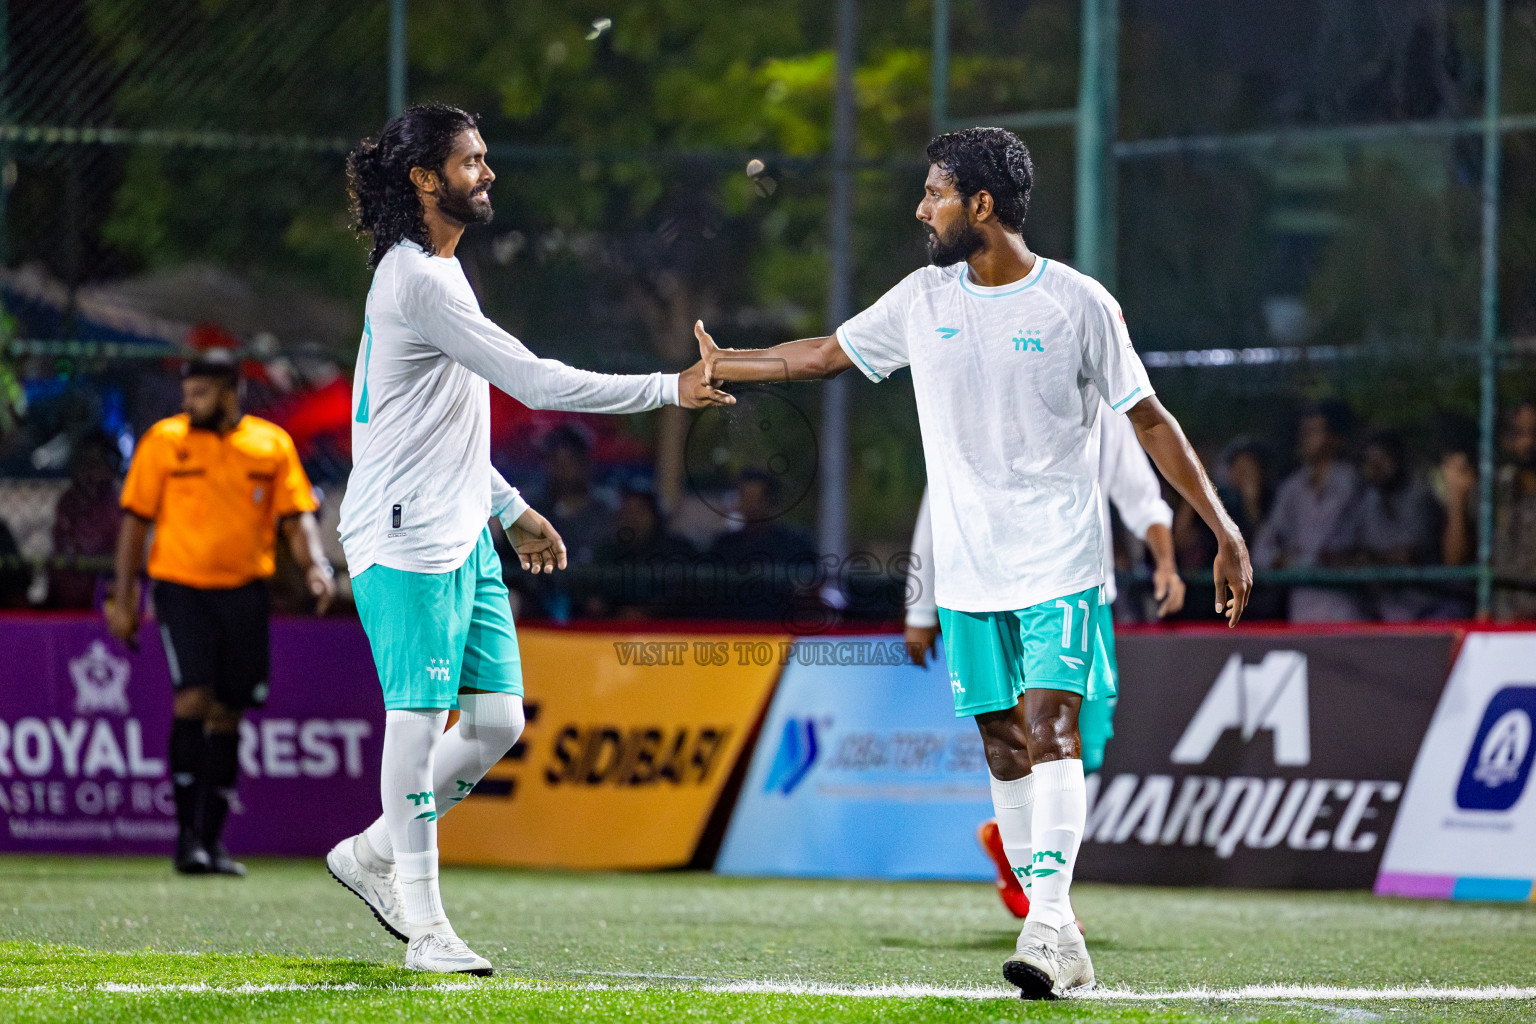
[[406, 791, 437, 820], [1031, 849, 1066, 877]]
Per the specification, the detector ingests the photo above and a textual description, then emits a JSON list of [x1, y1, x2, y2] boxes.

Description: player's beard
[[438, 178, 494, 227], [926, 218, 983, 267]]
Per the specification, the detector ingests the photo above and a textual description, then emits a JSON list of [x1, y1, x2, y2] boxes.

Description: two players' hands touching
[[508, 507, 568, 574], [678, 321, 735, 409]]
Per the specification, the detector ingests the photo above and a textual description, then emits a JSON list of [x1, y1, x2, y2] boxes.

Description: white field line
[[0, 979, 1533, 1002]]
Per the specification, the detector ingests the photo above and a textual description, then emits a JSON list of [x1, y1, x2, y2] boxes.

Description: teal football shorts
[[351, 526, 524, 711]]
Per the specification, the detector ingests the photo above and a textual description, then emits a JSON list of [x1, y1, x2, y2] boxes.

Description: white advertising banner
[[1375, 632, 1536, 901]]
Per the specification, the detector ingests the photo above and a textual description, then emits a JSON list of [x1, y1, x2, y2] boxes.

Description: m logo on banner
[[1455, 686, 1536, 812], [1171, 652, 1310, 766]]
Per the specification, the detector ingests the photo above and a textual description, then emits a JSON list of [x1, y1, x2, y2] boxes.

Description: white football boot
[[326, 834, 409, 943], [1002, 920, 1060, 1000], [1053, 921, 1095, 995], [405, 931, 493, 976]]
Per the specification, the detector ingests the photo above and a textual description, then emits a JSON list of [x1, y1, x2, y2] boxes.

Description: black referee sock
[[199, 732, 241, 850], [168, 718, 204, 837]]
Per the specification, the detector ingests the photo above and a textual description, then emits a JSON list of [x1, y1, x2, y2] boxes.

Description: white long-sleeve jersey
[[339, 241, 678, 576], [904, 401, 1172, 626]]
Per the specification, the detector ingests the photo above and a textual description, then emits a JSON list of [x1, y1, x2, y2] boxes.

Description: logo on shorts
[[426, 658, 451, 683], [1455, 686, 1536, 812], [948, 666, 965, 697], [1170, 651, 1310, 767], [70, 640, 131, 716], [763, 717, 819, 795]]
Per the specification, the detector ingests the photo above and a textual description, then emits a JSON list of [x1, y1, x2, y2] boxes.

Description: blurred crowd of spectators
[[1154, 399, 1516, 624], [15, 386, 1536, 626], [499, 425, 831, 623]]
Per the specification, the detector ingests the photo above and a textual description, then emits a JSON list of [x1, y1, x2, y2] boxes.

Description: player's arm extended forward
[[412, 280, 730, 410], [1125, 396, 1252, 626], [694, 321, 854, 383]]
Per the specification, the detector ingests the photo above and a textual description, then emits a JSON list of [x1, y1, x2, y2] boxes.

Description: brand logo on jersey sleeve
[[1455, 686, 1536, 811]]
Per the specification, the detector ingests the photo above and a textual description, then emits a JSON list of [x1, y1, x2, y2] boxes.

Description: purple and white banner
[[0, 616, 384, 857]]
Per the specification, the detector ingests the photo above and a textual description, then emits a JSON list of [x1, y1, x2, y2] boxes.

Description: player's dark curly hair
[[347, 103, 481, 268], [925, 127, 1035, 233]]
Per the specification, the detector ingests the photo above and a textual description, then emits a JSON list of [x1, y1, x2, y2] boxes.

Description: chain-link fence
[[934, 0, 1536, 622], [5, 0, 1536, 626]]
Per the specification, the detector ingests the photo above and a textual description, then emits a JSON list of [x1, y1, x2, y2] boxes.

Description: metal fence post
[[1074, 0, 1116, 285], [0, 0, 9, 267], [931, 0, 949, 132], [820, 0, 857, 571], [389, 0, 407, 117], [1476, 0, 1504, 617]]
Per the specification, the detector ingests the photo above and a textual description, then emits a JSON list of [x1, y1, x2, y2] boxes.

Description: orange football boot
[[976, 819, 1030, 919]]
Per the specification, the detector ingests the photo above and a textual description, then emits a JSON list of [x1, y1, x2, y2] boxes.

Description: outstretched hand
[[678, 321, 735, 409], [509, 507, 568, 574]]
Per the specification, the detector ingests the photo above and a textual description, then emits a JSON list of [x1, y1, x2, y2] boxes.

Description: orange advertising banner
[[438, 629, 787, 869]]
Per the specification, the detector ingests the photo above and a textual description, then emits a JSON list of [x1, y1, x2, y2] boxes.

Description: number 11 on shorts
[[1056, 598, 1090, 652]]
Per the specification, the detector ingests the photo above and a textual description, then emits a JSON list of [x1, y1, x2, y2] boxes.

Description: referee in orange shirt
[[106, 350, 337, 875]]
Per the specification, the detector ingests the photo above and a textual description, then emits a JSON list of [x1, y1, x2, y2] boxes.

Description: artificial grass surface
[[1, 856, 1532, 1023]]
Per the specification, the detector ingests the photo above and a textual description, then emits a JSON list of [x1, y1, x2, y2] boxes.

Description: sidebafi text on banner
[[1376, 632, 1536, 901], [1077, 630, 1452, 889], [437, 629, 784, 871], [715, 635, 994, 881], [0, 617, 384, 857]]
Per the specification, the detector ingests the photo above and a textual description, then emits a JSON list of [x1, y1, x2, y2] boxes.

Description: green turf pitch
[[1, 857, 1532, 1023]]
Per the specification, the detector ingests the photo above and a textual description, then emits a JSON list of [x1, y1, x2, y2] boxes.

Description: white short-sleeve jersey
[[838, 257, 1153, 612], [339, 241, 677, 576]]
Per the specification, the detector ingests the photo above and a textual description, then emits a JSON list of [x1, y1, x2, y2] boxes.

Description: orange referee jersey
[[120, 414, 318, 589]]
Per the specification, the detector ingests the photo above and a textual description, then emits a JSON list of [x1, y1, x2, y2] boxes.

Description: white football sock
[[397, 849, 449, 936], [379, 709, 449, 935], [1023, 758, 1086, 933], [988, 771, 1035, 898], [364, 695, 525, 862], [433, 693, 526, 816]]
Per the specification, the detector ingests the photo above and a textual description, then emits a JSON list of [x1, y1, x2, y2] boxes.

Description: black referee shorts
[[154, 579, 272, 710]]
